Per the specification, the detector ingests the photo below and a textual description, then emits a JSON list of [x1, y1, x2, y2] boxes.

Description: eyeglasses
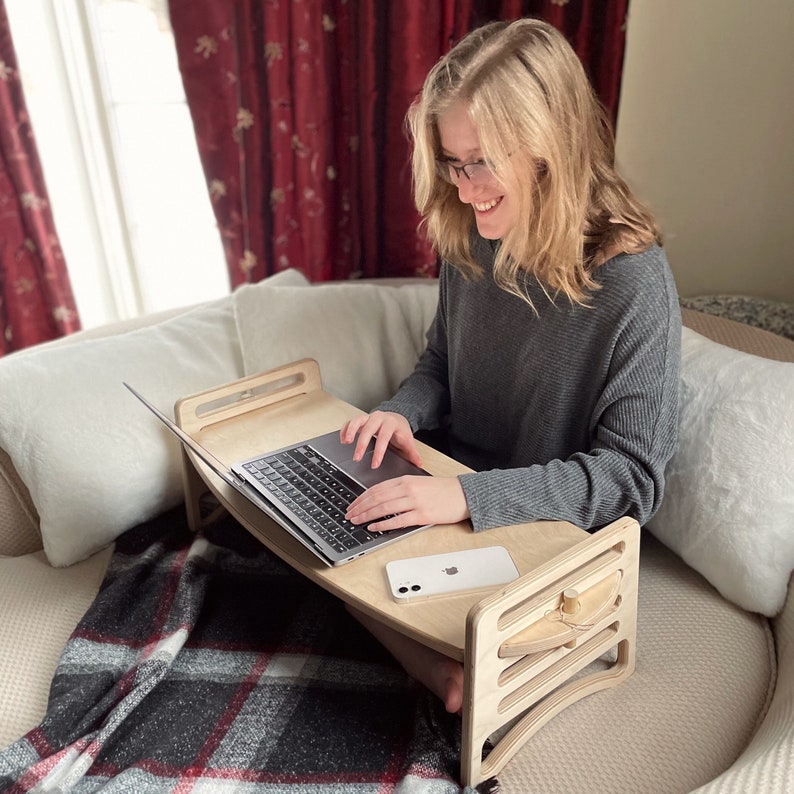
[[435, 158, 496, 186]]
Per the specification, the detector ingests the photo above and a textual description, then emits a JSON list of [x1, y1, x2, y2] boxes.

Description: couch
[[1, 270, 792, 793]]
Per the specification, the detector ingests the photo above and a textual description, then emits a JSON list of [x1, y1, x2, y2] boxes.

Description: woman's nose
[[456, 177, 478, 203]]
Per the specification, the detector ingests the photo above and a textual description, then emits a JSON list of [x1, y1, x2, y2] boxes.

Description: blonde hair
[[407, 18, 661, 305]]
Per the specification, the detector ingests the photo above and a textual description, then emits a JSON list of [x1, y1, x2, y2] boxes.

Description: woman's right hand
[[340, 411, 423, 470]]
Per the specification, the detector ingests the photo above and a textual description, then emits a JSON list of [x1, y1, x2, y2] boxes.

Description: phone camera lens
[[411, 584, 421, 591], [398, 586, 408, 594]]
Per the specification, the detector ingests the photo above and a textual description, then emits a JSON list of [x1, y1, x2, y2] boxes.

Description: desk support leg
[[181, 448, 227, 532], [459, 517, 640, 787]]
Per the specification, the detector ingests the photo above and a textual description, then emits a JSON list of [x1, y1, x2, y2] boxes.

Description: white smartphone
[[385, 545, 520, 603]]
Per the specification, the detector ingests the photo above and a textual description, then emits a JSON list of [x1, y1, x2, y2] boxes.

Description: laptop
[[124, 383, 432, 566]]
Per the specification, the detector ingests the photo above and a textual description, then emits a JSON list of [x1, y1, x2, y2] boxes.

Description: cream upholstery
[[0, 548, 113, 747], [0, 447, 39, 558]]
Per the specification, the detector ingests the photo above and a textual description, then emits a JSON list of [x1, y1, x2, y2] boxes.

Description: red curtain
[[169, 0, 628, 287], [0, 2, 80, 356]]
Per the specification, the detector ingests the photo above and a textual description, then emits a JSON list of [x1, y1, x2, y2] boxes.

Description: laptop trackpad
[[341, 447, 428, 488], [311, 431, 428, 489]]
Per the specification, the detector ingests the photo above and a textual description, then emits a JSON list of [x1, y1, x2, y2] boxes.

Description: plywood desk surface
[[176, 374, 588, 661]]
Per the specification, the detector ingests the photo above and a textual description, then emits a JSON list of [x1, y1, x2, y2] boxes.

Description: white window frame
[[52, 0, 144, 322], [7, 0, 228, 329]]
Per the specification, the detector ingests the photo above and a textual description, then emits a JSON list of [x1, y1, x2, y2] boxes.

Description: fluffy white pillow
[[234, 280, 439, 411], [647, 327, 794, 616], [0, 268, 309, 567]]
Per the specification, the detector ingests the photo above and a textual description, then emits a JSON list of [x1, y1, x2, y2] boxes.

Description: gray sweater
[[379, 236, 681, 531]]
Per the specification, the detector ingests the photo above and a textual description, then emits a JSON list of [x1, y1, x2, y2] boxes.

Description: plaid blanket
[[0, 508, 495, 793]]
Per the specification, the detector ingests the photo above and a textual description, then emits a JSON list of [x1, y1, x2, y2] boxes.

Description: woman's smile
[[473, 196, 503, 213]]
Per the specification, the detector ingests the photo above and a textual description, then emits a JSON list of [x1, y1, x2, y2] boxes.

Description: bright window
[[7, 0, 229, 329]]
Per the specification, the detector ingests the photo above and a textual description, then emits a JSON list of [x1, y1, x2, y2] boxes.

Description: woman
[[342, 18, 681, 713]]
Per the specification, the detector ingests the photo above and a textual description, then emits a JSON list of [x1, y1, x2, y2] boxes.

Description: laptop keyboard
[[242, 445, 383, 554]]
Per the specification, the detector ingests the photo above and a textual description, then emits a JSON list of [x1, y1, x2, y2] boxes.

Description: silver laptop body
[[125, 383, 431, 566]]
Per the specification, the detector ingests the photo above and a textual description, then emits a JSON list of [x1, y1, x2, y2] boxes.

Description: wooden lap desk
[[175, 359, 640, 787]]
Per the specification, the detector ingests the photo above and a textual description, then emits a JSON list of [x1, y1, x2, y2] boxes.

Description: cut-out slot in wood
[[499, 569, 623, 657], [176, 358, 323, 436], [195, 373, 308, 418], [498, 624, 620, 714], [497, 544, 624, 633]]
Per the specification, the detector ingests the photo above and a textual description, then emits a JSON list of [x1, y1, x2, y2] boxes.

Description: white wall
[[615, 0, 794, 303]]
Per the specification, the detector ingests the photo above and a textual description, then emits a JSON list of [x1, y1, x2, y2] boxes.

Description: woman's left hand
[[345, 475, 470, 532]]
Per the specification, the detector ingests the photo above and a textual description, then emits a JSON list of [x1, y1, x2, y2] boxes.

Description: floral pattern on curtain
[[0, 2, 80, 356], [169, 0, 628, 287]]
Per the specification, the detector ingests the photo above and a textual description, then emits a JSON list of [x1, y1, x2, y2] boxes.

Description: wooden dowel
[[562, 588, 580, 615]]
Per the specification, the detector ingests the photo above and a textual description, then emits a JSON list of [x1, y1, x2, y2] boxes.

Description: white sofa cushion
[[234, 280, 439, 411], [647, 326, 794, 617], [0, 269, 308, 567]]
